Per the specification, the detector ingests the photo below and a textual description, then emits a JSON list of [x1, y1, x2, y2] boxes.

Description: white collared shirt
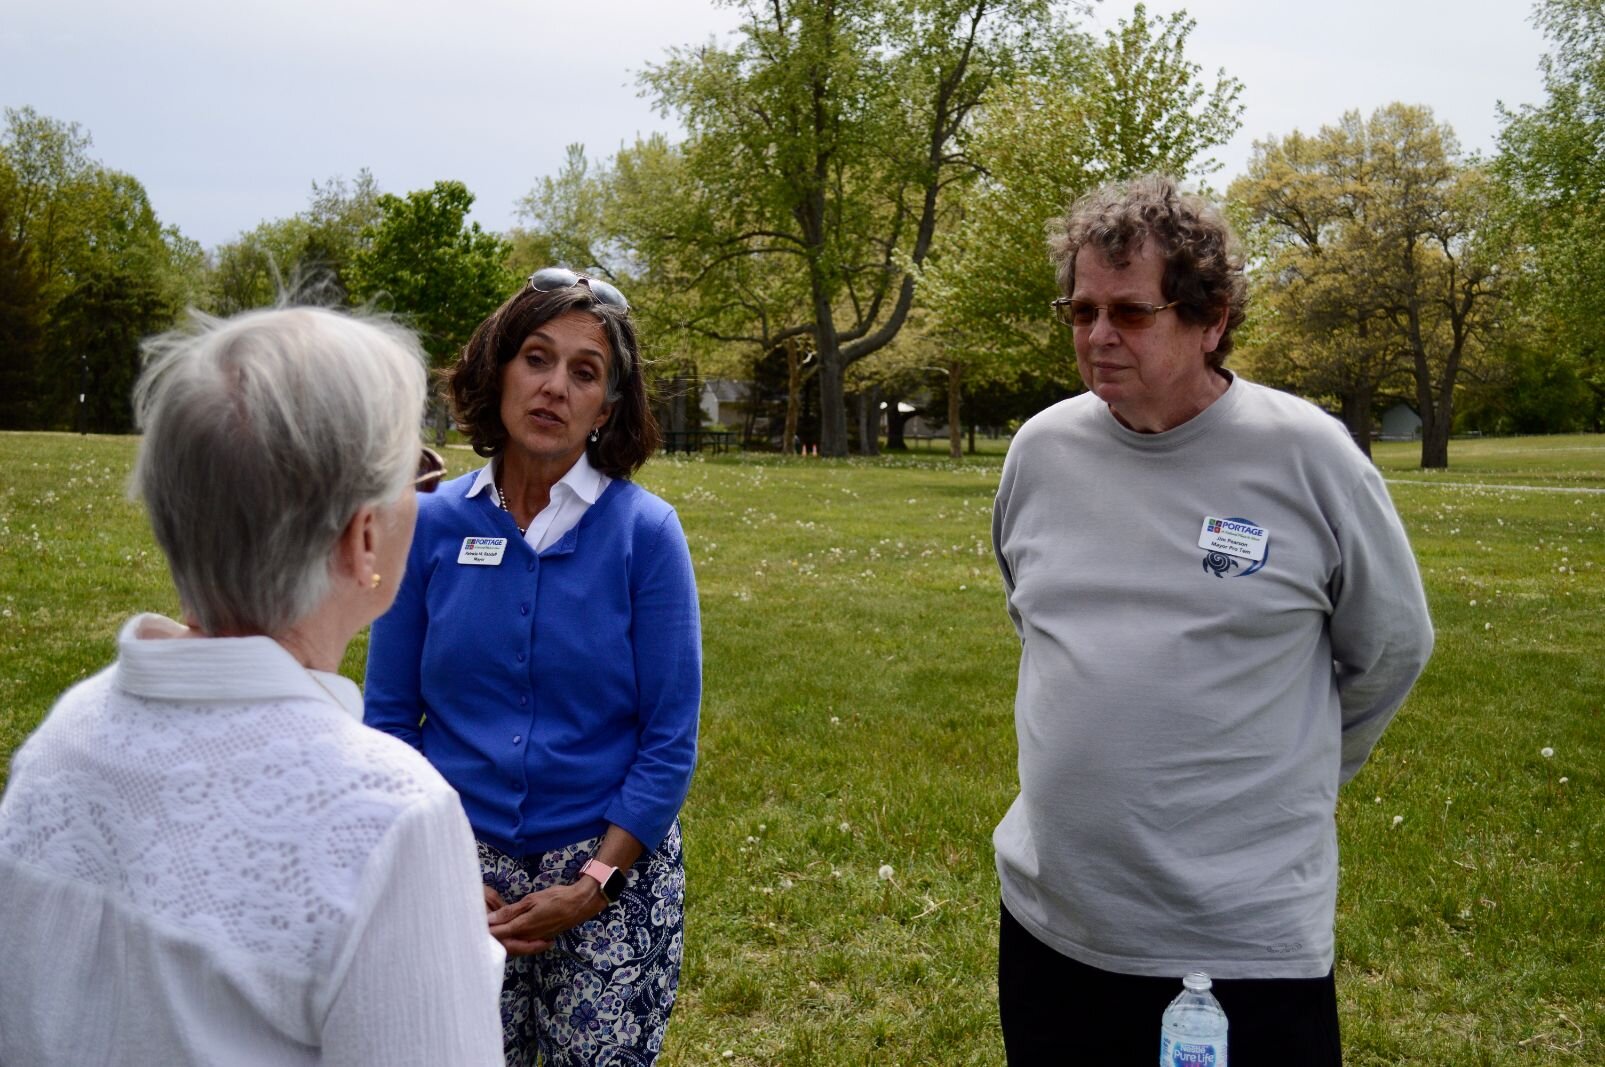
[[467, 451, 612, 551], [0, 615, 504, 1066]]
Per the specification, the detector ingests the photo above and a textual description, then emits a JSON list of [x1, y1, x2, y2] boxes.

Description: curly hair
[[1047, 174, 1247, 365], [446, 283, 660, 478]]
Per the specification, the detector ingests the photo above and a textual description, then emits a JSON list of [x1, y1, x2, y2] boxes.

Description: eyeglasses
[[413, 447, 445, 493], [528, 267, 630, 312], [1051, 298, 1180, 330]]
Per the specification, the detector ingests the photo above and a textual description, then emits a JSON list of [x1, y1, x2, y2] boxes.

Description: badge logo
[[1199, 515, 1268, 578]]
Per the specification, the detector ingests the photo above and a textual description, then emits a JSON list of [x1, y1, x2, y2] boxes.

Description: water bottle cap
[[1182, 972, 1212, 992]]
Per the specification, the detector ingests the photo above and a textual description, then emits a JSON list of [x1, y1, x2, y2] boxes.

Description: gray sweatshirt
[[992, 376, 1433, 979]]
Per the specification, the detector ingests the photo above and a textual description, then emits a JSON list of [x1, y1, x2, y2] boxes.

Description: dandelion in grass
[[878, 864, 895, 881], [1391, 815, 1404, 828], [1542, 747, 1555, 758]]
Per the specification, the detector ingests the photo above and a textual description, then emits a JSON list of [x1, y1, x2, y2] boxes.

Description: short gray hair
[[131, 307, 428, 637]]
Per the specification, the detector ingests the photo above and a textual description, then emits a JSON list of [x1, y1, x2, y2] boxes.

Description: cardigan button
[[519, 603, 529, 615]]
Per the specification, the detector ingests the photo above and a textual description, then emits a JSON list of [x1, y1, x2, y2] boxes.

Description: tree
[[1, 109, 199, 430], [348, 180, 514, 366], [348, 181, 514, 440], [922, 4, 1242, 421], [0, 107, 97, 302], [641, 0, 1058, 456], [1229, 128, 1411, 455], [1495, 0, 1605, 426], [0, 201, 47, 429], [1232, 105, 1507, 469], [209, 170, 383, 313]]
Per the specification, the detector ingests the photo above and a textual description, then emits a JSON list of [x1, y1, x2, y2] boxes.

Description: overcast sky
[[1, 0, 1549, 250]]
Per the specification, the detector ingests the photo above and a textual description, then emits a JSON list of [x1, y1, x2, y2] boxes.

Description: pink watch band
[[580, 858, 624, 904]]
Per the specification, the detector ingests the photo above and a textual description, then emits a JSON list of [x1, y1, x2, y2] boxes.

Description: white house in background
[[1380, 402, 1422, 441], [699, 379, 747, 428]]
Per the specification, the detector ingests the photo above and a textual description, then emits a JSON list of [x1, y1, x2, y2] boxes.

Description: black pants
[[998, 901, 1342, 1066]]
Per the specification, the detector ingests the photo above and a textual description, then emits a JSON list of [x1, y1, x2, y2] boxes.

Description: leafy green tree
[[1, 109, 200, 430], [348, 180, 514, 368], [0, 107, 97, 302], [52, 268, 170, 433], [640, 0, 1058, 456], [922, 4, 1243, 414], [347, 180, 514, 441], [1495, 0, 1605, 426], [0, 201, 47, 428], [209, 170, 382, 313], [1232, 105, 1507, 468]]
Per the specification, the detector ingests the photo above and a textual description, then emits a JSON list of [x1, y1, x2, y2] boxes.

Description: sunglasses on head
[[413, 447, 445, 493], [527, 267, 629, 312], [1051, 298, 1180, 330]]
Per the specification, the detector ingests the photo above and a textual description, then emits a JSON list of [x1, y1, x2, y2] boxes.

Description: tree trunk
[[817, 348, 848, 456], [1340, 388, 1373, 459], [431, 398, 449, 447], [667, 375, 688, 434], [1420, 417, 1450, 468], [861, 384, 880, 456], [854, 389, 879, 456], [946, 360, 963, 460], [783, 338, 802, 454], [885, 402, 913, 450]]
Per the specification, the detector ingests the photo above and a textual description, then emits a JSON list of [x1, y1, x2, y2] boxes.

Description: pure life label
[[1198, 516, 1268, 562]]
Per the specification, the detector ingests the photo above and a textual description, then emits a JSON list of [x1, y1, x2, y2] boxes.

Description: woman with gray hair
[[0, 307, 505, 1066]]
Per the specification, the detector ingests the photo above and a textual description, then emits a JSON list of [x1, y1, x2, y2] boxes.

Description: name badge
[[1198, 516, 1268, 562], [458, 536, 508, 566]]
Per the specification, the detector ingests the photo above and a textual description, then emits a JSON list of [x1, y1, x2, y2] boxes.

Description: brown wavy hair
[[446, 283, 660, 478], [1047, 174, 1248, 366]]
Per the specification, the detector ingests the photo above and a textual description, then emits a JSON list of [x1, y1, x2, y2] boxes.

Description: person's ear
[[333, 505, 381, 589], [1201, 303, 1230, 354]]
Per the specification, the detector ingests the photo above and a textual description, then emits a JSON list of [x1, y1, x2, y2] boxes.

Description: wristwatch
[[580, 858, 626, 905]]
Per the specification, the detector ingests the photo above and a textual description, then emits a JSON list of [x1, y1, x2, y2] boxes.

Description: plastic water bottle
[[1159, 971, 1228, 1066]]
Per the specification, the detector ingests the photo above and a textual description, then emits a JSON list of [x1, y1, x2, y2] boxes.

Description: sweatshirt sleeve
[[602, 507, 702, 850], [319, 789, 505, 1066], [1328, 465, 1435, 783], [992, 444, 1025, 641]]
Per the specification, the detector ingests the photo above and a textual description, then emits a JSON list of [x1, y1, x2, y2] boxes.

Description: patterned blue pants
[[478, 823, 684, 1067]]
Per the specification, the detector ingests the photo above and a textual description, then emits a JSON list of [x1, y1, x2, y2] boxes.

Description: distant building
[[699, 379, 747, 428], [1380, 403, 1422, 441]]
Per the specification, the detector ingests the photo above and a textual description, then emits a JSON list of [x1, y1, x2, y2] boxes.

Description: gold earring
[[370, 573, 382, 589]]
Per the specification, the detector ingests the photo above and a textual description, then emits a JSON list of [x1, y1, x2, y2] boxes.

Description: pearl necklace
[[495, 480, 527, 536]]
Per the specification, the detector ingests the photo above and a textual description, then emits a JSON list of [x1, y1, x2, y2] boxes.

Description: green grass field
[[1, 431, 1600, 1064]]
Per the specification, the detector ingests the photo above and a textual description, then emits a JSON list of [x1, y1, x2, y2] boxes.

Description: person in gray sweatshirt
[[992, 174, 1433, 1067]]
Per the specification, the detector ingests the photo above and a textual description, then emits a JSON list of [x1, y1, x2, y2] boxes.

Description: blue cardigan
[[364, 473, 701, 854]]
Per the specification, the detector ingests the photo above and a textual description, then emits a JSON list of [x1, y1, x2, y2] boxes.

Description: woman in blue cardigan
[[365, 270, 701, 1067]]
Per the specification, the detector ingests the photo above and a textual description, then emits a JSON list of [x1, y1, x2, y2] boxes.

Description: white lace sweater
[[0, 615, 505, 1066]]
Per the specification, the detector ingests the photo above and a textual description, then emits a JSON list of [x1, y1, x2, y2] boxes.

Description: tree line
[[2, 0, 1598, 467]]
